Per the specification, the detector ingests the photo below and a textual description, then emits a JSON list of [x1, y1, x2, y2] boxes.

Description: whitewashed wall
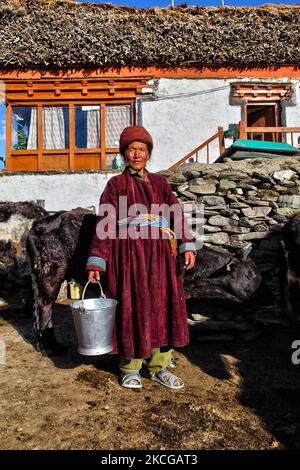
[[283, 80, 300, 146], [139, 78, 241, 172], [0, 172, 115, 212], [139, 77, 300, 172]]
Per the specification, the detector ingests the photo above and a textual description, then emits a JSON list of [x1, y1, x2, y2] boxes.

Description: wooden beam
[[37, 105, 43, 171], [100, 104, 105, 170], [5, 103, 11, 171], [245, 126, 300, 133], [218, 126, 225, 156], [69, 104, 74, 170], [2, 66, 300, 80], [239, 121, 246, 139]]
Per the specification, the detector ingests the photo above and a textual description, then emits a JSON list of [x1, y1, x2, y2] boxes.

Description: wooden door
[[246, 104, 281, 141]]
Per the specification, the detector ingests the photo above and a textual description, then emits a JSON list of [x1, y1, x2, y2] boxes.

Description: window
[[106, 105, 131, 148], [75, 105, 101, 149], [12, 106, 37, 150], [43, 106, 69, 149], [9, 102, 135, 170], [105, 105, 132, 170], [4, 76, 152, 172], [106, 153, 122, 170]]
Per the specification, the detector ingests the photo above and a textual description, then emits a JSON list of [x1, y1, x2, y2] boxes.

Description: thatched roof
[[1, 0, 300, 69]]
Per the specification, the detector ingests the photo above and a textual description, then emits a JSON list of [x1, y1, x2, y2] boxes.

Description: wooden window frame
[[7, 99, 135, 171]]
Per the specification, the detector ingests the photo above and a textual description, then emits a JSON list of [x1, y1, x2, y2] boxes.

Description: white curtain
[[27, 107, 37, 149], [106, 105, 131, 148], [87, 108, 100, 148], [43, 106, 65, 149]]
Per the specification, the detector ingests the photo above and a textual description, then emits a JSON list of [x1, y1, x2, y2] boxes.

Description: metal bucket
[[71, 280, 117, 356]]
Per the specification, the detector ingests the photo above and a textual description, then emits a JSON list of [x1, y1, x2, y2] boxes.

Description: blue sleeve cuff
[[179, 242, 197, 255], [86, 256, 106, 271]]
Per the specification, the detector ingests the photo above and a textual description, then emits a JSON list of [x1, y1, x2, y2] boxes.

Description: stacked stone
[[159, 157, 300, 339]]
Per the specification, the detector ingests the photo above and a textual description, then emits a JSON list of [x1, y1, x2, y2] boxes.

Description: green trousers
[[119, 348, 173, 377]]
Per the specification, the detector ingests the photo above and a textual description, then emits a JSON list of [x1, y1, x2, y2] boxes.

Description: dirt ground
[[0, 293, 300, 451]]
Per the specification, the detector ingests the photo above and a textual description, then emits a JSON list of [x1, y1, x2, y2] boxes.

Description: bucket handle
[[81, 280, 106, 305]]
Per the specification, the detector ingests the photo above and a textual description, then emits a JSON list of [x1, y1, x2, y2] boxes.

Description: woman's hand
[[88, 270, 101, 284], [184, 251, 196, 270]]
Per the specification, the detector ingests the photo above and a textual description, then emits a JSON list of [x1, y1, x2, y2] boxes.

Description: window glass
[[106, 153, 125, 170], [106, 105, 131, 148], [43, 106, 69, 149], [75, 105, 100, 149], [12, 106, 37, 150]]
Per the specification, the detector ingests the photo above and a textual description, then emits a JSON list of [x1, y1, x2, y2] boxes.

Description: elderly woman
[[87, 126, 196, 389]]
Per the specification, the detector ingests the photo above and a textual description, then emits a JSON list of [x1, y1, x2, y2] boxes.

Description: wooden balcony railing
[[238, 121, 300, 146]]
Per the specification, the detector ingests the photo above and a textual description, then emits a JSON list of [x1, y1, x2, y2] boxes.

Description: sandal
[[151, 368, 184, 389], [119, 371, 142, 389]]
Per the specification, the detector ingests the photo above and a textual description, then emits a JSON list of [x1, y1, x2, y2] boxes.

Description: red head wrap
[[119, 126, 153, 156]]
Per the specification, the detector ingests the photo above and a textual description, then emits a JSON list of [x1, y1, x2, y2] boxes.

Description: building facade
[[1, 1, 300, 209]]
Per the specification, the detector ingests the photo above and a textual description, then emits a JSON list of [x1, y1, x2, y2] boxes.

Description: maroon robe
[[86, 167, 196, 359]]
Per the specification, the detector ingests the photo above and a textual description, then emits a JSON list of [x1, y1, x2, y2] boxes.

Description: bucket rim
[[71, 298, 118, 310]]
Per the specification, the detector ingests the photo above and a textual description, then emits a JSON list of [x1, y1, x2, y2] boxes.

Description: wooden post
[[37, 105, 43, 171], [218, 126, 225, 156], [5, 103, 11, 171], [69, 104, 74, 170], [239, 120, 246, 139], [282, 131, 286, 143], [100, 104, 105, 170]]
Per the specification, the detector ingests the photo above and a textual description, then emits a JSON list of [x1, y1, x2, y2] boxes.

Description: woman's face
[[125, 141, 150, 171]]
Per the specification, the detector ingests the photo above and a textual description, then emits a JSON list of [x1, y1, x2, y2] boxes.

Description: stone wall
[[162, 156, 300, 340]]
